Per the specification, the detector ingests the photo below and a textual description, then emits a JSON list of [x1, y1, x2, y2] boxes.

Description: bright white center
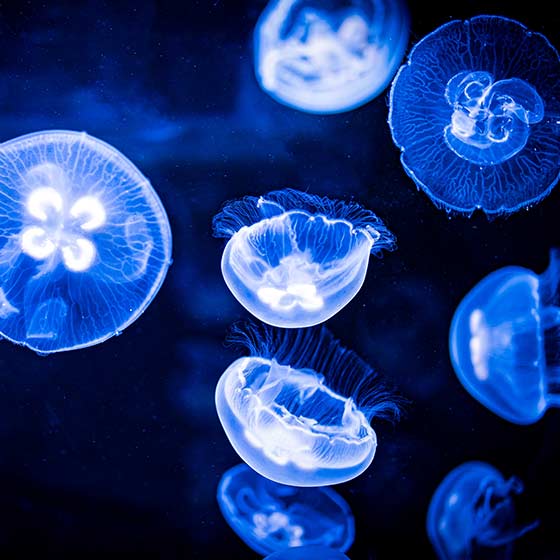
[[20, 179, 106, 273], [70, 195, 107, 231], [27, 187, 63, 222]]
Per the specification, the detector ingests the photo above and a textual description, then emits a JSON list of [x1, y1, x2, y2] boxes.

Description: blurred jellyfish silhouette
[[0, 130, 172, 354], [388, 15, 560, 214], [215, 322, 400, 486], [254, 0, 409, 114], [427, 461, 537, 559], [217, 463, 354, 555], [265, 545, 351, 559], [213, 189, 395, 328], [449, 250, 560, 424]]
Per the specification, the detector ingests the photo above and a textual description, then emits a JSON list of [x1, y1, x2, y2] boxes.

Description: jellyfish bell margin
[[0, 130, 172, 354], [215, 322, 401, 487], [426, 461, 537, 560], [388, 15, 560, 215], [217, 463, 355, 556], [212, 188, 395, 329], [254, 0, 409, 114], [449, 249, 560, 424]]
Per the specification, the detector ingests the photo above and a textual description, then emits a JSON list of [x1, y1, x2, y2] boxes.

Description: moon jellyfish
[[0, 130, 172, 353], [213, 189, 395, 328], [254, 0, 409, 114], [427, 461, 537, 559], [215, 322, 400, 486], [388, 15, 560, 214], [265, 546, 351, 560], [217, 463, 354, 556], [449, 249, 560, 424]]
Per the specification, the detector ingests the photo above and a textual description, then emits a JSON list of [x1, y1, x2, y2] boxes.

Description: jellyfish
[[388, 15, 560, 214], [217, 463, 354, 556], [254, 0, 409, 114], [0, 130, 172, 354], [264, 546, 351, 560], [215, 322, 400, 486], [212, 189, 395, 328], [449, 249, 560, 424], [427, 461, 537, 559]]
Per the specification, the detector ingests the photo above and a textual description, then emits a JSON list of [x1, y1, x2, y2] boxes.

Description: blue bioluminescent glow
[[264, 546, 351, 560], [0, 130, 172, 354], [449, 250, 560, 424], [213, 189, 395, 328], [427, 461, 537, 559], [388, 15, 560, 215], [254, 0, 409, 114], [217, 463, 355, 555], [215, 322, 400, 487]]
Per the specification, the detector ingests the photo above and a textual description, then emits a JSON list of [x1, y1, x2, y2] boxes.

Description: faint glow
[[427, 461, 537, 559], [254, 0, 409, 114], [217, 463, 355, 555]]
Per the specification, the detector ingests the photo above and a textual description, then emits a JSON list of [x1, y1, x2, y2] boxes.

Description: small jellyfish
[[0, 130, 172, 353], [213, 189, 395, 328], [427, 461, 537, 559], [217, 463, 354, 556], [254, 0, 409, 114], [215, 322, 400, 486], [388, 16, 560, 214], [265, 546, 351, 560], [449, 249, 560, 424]]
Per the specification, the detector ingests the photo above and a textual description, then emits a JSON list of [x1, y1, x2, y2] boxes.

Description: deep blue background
[[0, 1, 559, 558]]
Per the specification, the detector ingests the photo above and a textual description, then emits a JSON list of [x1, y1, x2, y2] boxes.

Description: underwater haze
[[0, 1, 559, 559]]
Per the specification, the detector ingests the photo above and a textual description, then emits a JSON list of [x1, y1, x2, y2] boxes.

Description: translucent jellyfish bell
[[0, 130, 172, 353], [254, 0, 409, 114], [217, 463, 355, 555], [215, 322, 400, 486], [265, 546, 351, 560], [389, 15, 560, 214], [449, 250, 560, 424], [427, 461, 537, 559], [213, 189, 395, 328]]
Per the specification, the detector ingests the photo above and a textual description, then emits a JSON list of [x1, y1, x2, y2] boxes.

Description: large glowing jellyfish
[[254, 0, 409, 114], [427, 461, 537, 559], [388, 15, 560, 214], [0, 130, 172, 354], [215, 322, 400, 486], [217, 463, 354, 555], [213, 189, 395, 328], [449, 250, 560, 424], [265, 546, 351, 560]]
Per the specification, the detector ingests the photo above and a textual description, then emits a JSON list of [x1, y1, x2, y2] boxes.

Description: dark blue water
[[0, 1, 558, 558]]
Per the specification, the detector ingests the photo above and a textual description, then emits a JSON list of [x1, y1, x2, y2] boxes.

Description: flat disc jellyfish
[[388, 16, 560, 214], [215, 322, 400, 486], [217, 463, 354, 556], [427, 461, 537, 559], [213, 189, 395, 328], [0, 130, 172, 354], [449, 250, 560, 424], [265, 546, 351, 560], [254, 0, 409, 114]]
